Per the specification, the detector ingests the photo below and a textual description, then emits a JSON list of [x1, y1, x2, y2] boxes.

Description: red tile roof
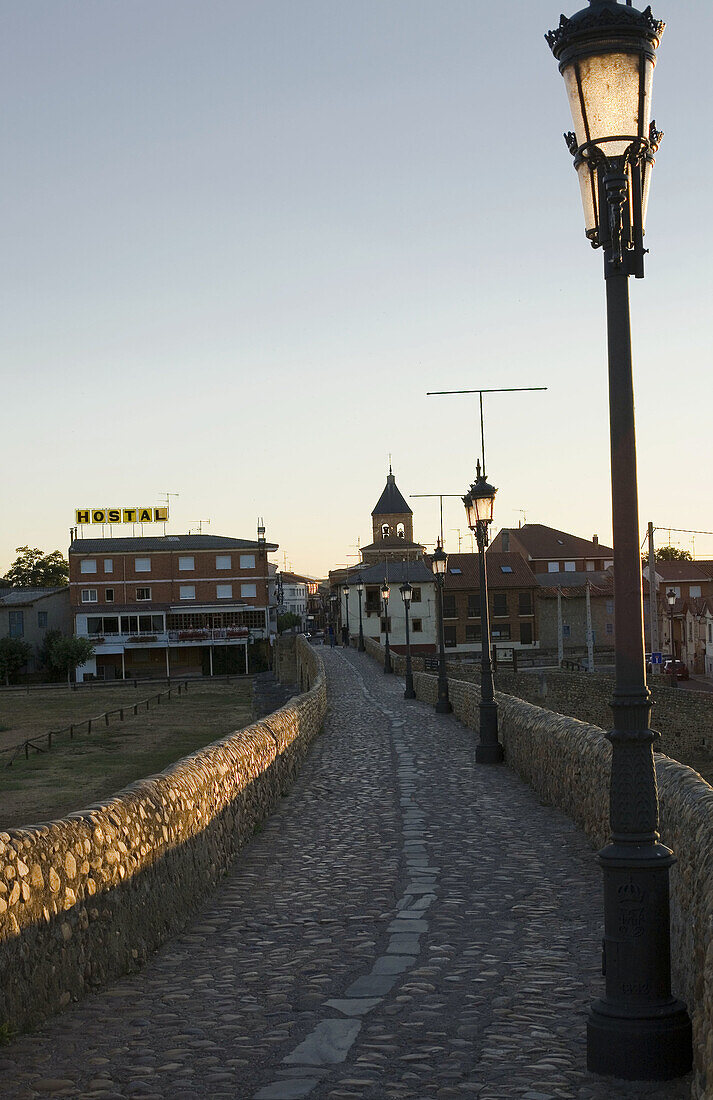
[[433, 552, 538, 590], [496, 524, 613, 560]]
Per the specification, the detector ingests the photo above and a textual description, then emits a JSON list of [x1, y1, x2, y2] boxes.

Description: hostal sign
[[76, 507, 169, 524]]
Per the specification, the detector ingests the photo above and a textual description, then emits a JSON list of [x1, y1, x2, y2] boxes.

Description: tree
[[49, 636, 95, 687], [0, 638, 32, 686], [642, 546, 693, 566], [278, 612, 302, 633], [38, 629, 65, 681], [2, 547, 69, 588]]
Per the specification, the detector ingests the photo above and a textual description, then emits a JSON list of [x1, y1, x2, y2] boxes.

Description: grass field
[[0, 679, 253, 830]]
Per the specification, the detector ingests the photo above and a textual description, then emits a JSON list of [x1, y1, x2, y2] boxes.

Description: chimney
[[593, 534, 598, 546], [502, 530, 510, 551]]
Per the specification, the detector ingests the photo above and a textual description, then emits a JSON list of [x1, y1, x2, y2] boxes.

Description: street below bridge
[[2, 648, 692, 1099]]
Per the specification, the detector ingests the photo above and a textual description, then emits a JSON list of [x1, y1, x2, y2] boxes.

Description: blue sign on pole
[[651, 652, 663, 665]]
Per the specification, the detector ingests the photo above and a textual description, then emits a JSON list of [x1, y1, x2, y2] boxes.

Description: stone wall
[[363, 640, 713, 1098], [488, 666, 713, 764], [0, 636, 326, 1034]]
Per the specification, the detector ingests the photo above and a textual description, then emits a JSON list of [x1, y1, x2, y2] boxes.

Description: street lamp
[[400, 581, 416, 699], [667, 588, 678, 688], [431, 540, 452, 714], [342, 584, 350, 648], [381, 580, 393, 674], [356, 575, 366, 652], [547, 0, 691, 1080], [462, 462, 502, 764]]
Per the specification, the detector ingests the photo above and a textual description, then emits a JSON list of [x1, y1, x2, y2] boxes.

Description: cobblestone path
[[2, 649, 693, 1100]]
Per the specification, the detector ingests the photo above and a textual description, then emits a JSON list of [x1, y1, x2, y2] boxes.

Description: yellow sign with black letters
[[75, 507, 169, 524]]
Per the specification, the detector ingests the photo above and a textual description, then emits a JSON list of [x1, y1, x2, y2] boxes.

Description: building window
[[216, 555, 231, 570], [548, 562, 560, 572], [562, 624, 571, 638], [604, 560, 613, 569], [240, 554, 256, 569], [135, 557, 151, 572], [466, 624, 482, 643], [708, 623, 712, 643], [217, 584, 233, 599], [104, 559, 113, 573], [411, 618, 422, 632], [500, 565, 513, 574], [80, 559, 97, 574], [492, 625, 511, 640], [241, 583, 257, 598], [518, 592, 532, 615], [81, 589, 98, 603], [493, 593, 508, 617], [690, 586, 702, 598], [179, 556, 195, 571], [179, 585, 196, 600], [136, 587, 152, 601], [105, 588, 115, 603], [606, 599, 614, 614], [411, 587, 422, 603], [606, 623, 614, 635], [564, 561, 576, 572], [37, 611, 48, 629], [442, 595, 457, 619], [380, 616, 392, 633], [381, 524, 390, 538], [689, 622, 693, 641], [8, 610, 24, 637], [444, 624, 457, 647], [586, 560, 595, 571], [520, 622, 533, 645], [467, 593, 481, 618]]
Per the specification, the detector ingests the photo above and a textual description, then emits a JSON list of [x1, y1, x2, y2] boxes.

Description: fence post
[[105, 712, 110, 726], [69, 724, 74, 739], [120, 708, 124, 720], [87, 720, 92, 734], [512, 649, 518, 674], [133, 703, 138, 716], [157, 694, 161, 705], [47, 731, 52, 749]]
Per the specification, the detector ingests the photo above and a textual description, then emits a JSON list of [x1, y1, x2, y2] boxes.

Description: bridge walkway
[[2, 647, 691, 1100]]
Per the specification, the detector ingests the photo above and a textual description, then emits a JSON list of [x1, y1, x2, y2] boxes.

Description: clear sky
[[1, 0, 711, 579]]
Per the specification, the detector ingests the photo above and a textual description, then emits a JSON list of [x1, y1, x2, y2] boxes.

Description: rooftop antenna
[[189, 519, 211, 534], [515, 509, 527, 528], [426, 386, 547, 477], [158, 490, 179, 534], [410, 493, 462, 546]]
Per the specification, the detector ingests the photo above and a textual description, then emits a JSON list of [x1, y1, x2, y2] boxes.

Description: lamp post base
[[587, 999, 692, 1081], [404, 675, 416, 699], [476, 700, 503, 763], [435, 698, 452, 714]]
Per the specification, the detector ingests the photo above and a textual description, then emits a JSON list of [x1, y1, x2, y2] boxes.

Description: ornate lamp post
[[462, 462, 502, 765], [431, 540, 452, 714], [667, 588, 678, 688], [356, 576, 366, 652], [547, 0, 691, 1079], [342, 584, 350, 647], [400, 581, 416, 699], [381, 580, 393, 673]]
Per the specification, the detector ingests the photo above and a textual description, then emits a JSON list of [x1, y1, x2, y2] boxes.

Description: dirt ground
[[0, 679, 253, 830]]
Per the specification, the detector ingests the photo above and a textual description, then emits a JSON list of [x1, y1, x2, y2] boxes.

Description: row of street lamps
[[335, 0, 692, 1080]]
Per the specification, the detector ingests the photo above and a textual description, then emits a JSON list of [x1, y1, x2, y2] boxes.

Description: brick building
[[0, 587, 71, 674], [437, 552, 540, 654], [490, 524, 613, 575], [69, 532, 278, 681]]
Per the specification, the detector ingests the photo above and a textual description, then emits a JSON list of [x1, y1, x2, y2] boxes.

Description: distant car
[[663, 659, 689, 681]]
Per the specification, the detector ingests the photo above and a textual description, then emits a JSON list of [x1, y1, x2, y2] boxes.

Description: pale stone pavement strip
[[0, 647, 693, 1100]]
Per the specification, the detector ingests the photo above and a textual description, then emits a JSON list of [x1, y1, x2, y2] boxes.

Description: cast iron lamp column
[[667, 589, 677, 688], [342, 584, 350, 648], [382, 580, 393, 673], [431, 541, 452, 714], [356, 576, 366, 652], [547, 0, 691, 1079], [463, 463, 502, 764], [400, 581, 416, 699]]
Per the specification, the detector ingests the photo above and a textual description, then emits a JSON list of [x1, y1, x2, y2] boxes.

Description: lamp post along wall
[[547, 0, 691, 1080], [342, 585, 350, 647], [431, 541, 452, 714], [667, 589, 677, 688], [400, 581, 416, 699], [356, 576, 365, 652], [382, 580, 393, 674], [463, 462, 503, 765]]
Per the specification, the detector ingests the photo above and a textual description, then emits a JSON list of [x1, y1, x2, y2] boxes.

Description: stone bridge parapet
[[0, 636, 325, 1033]]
